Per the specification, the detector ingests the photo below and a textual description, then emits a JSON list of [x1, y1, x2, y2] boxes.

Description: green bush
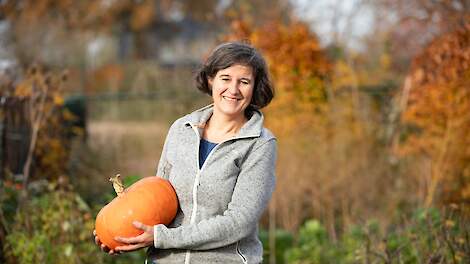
[[4, 184, 101, 263], [2, 182, 147, 264], [283, 207, 469, 264], [285, 220, 346, 264], [3, 178, 468, 264], [260, 228, 294, 264]]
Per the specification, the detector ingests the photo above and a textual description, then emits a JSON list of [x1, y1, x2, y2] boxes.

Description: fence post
[[0, 96, 5, 181]]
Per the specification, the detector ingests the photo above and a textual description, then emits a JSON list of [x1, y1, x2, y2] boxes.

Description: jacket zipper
[[185, 124, 232, 264], [236, 241, 248, 264], [185, 123, 257, 263]]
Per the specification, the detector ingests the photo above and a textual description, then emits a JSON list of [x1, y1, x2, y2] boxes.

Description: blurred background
[[0, 0, 469, 263]]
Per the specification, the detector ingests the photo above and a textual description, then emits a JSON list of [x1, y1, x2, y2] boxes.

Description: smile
[[223, 96, 241, 101]]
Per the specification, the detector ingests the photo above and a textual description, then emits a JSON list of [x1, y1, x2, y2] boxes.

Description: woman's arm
[[156, 122, 176, 179], [153, 138, 277, 250]]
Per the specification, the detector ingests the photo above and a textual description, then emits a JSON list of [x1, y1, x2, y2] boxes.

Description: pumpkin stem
[[109, 174, 125, 197]]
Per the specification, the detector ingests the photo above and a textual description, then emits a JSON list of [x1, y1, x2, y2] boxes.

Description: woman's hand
[[114, 221, 155, 252], [93, 229, 121, 255]]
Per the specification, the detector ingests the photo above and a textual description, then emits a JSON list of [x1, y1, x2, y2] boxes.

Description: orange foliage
[[130, 1, 156, 31], [399, 23, 470, 206], [86, 64, 125, 94], [226, 20, 332, 138], [0, 0, 156, 32], [225, 18, 440, 233]]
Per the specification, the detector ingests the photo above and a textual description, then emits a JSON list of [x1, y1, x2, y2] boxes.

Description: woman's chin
[[217, 106, 245, 118]]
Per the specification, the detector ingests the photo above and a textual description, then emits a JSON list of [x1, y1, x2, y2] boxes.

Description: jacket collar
[[184, 104, 264, 139]]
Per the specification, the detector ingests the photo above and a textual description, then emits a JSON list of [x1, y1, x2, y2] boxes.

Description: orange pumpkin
[[95, 175, 178, 250]]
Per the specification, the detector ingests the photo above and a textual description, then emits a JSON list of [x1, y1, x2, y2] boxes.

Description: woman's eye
[[221, 78, 230, 81]]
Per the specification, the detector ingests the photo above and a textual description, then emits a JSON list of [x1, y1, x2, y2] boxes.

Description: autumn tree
[[0, 0, 161, 65], [225, 13, 422, 238], [371, 0, 470, 73], [397, 23, 470, 207], [226, 18, 399, 236]]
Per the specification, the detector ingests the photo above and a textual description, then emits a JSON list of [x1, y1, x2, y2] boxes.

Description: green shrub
[[283, 207, 469, 264], [285, 220, 343, 263], [2, 182, 146, 264], [4, 184, 102, 263], [260, 229, 294, 264]]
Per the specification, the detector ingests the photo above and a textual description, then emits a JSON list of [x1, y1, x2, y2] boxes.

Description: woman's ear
[[208, 77, 213, 87]]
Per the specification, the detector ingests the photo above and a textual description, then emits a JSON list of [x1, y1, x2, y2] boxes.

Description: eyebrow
[[219, 74, 252, 81]]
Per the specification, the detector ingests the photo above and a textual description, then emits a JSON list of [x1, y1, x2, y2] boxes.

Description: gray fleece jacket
[[146, 104, 277, 264]]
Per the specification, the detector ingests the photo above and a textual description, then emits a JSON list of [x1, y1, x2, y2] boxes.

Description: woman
[[95, 41, 277, 263]]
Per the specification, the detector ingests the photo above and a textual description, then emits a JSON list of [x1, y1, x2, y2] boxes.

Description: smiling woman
[[196, 42, 274, 116], [209, 64, 254, 121], [94, 42, 276, 264]]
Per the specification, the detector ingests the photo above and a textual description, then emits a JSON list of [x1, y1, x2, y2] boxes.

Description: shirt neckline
[[201, 138, 218, 145]]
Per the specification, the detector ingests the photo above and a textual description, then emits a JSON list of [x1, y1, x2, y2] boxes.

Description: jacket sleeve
[[153, 138, 277, 250], [155, 122, 175, 180]]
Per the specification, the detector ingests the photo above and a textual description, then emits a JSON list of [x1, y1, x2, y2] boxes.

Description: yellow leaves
[[332, 60, 357, 90], [53, 94, 64, 106], [380, 53, 391, 70], [14, 80, 33, 97], [130, 0, 155, 31], [35, 133, 69, 178], [444, 219, 455, 228], [3, 64, 72, 182], [461, 180, 470, 200], [62, 109, 77, 122]]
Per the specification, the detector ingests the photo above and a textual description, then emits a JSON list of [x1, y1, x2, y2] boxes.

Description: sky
[[291, 0, 375, 50]]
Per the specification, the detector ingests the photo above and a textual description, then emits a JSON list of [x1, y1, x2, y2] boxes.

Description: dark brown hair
[[195, 42, 274, 113]]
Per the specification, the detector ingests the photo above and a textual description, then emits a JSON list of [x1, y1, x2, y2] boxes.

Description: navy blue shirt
[[199, 138, 218, 169]]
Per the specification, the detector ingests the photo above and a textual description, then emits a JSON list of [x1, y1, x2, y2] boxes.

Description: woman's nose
[[227, 81, 240, 94]]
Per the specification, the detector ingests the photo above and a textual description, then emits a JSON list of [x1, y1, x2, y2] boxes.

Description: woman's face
[[208, 64, 254, 119]]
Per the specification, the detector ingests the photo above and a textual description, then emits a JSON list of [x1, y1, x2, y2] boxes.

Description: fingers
[[109, 249, 122, 255], [100, 243, 111, 252], [94, 224, 153, 255], [114, 232, 153, 253], [115, 243, 144, 252], [133, 221, 152, 232], [100, 243, 123, 255], [115, 234, 145, 244], [94, 230, 122, 256], [94, 231, 101, 245], [115, 221, 152, 244]]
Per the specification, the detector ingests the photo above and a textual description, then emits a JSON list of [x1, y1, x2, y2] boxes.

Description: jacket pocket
[[236, 242, 248, 264]]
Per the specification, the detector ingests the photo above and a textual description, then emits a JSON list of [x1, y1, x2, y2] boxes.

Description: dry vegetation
[[87, 120, 168, 176], [226, 16, 470, 239]]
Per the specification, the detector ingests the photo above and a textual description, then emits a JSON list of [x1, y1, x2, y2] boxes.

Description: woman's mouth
[[223, 96, 241, 101]]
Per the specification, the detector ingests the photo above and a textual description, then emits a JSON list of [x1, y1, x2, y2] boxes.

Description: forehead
[[216, 64, 253, 77]]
